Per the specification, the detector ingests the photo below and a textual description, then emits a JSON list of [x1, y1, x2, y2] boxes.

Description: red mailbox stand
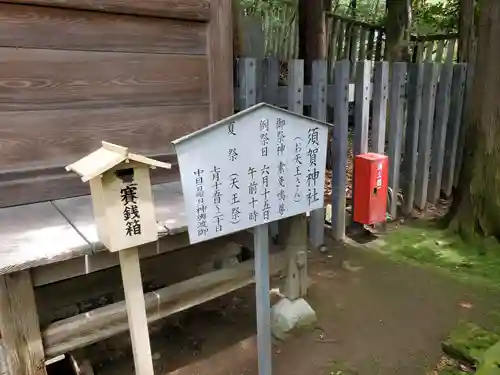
[[353, 153, 388, 225]]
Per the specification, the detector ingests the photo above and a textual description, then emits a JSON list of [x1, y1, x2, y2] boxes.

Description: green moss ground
[[377, 221, 500, 289], [373, 221, 500, 374]]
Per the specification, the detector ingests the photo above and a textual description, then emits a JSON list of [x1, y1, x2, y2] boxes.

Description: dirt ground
[[95, 238, 500, 375]]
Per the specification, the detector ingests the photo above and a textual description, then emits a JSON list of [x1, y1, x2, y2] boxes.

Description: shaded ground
[[96, 236, 500, 375]]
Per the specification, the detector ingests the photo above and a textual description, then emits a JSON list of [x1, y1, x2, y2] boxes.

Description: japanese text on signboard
[[175, 106, 329, 244]]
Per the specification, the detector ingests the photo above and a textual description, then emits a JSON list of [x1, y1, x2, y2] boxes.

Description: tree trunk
[[232, 0, 242, 58], [448, 0, 500, 240], [298, 0, 327, 83], [458, 0, 477, 62], [385, 0, 411, 61]]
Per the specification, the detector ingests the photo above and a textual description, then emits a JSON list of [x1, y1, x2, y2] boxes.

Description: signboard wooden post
[[66, 141, 171, 375], [173, 103, 331, 375]]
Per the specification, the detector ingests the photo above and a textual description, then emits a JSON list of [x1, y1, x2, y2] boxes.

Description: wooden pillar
[[0, 271, 47, 375], [281, 60, 308, 300]]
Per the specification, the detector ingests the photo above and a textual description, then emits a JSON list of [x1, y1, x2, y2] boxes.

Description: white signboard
[[173, 103, 331, 244]]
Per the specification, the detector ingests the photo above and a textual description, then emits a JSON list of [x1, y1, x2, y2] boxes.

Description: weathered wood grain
[[0, 49, 209, 111], [0, 4, 206, 55], [0, 0, 210, 21], [0, 164, 179, 209], [310, 60, 327, 248], [402, 63, 424, 215], [32, 233, 187, 288], [42, 252, 285, 358], [0, 271, 47, 375], [415, 63, 439, 209], [336, 22, 346, 62], [0, 105, 209, 171], [330, 60, 350, 241], [387, 62, 407, 218], [262, 57, 279, 104], [0, 202, 90, 276], [118, 247, 154, 375], [366, 28, 375, 60], [351, 60, 371, 225], [371, 61, 389, 154], [35, 240, 241, 326], [428, 61, 454, 203], [0, 104, 206, 207], [207, 0, 233, 121], [353, 61, 371, 156]]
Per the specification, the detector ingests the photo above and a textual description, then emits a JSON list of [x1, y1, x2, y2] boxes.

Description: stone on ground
[[271, 298, 317, 340]]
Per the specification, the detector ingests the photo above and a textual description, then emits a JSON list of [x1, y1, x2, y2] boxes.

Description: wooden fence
[[250, 8, 459, 67], [235, 57, 469, 246], [327, 14, 459, 65]]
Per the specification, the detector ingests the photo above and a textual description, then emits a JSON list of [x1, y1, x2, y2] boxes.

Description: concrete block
[[271, 298, 317, 340]]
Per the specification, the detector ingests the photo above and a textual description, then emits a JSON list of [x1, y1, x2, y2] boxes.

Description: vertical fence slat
[[326, 16, 333, 53], [331, 19, 341, 62], [445, 39, 456, 64], [387, 62, 407, 217], [262, 57, 279, 105], [238, 58, 257, 109], [310, 60, 327, 248], [293, 17, 299, 59], [415, 63, 439, 209], [416, 41, 425, 63], [374, 30, 383, 61], [358, 28, 368, 61], [366, 28, 375, 61], [442, 64, 468, 197], [287, 59, 304, 113], [402, 63, 424, 215], [428, 60, 454, 203], [286, 7, 296, 59], [351, 60, 371, 223], [343, 24, 352, 60], [328, 19, 341, 82], [354, 60, 371, 155], [268, 10, 277, 56], [435, 40, 445, 62], [331, 60, 350, 241], [350, 26, 361, 80], [371, 61, 389, 154], [337, 22, 346, 62], [425, 41, 434, 61], [312, 60, 327, 121]]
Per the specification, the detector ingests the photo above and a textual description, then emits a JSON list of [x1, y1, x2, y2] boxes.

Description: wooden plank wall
[[0, 0, 233, 207]]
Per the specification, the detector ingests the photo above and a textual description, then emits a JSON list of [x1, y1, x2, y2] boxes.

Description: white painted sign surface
[[173, 104, 331, 244]]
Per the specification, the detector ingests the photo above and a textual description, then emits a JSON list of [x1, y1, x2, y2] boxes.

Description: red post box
[[353, 153, 388, 225]]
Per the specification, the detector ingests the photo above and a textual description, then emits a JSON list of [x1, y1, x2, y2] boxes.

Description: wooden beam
[[0, 0, 210, 21], [31, 233, 191, 287], [0, 271, 47, 375], [42, 252, 285, 358], [32, 231, 253, 287], [326, 12, 384, 31], [35, 240, 242, 328]]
